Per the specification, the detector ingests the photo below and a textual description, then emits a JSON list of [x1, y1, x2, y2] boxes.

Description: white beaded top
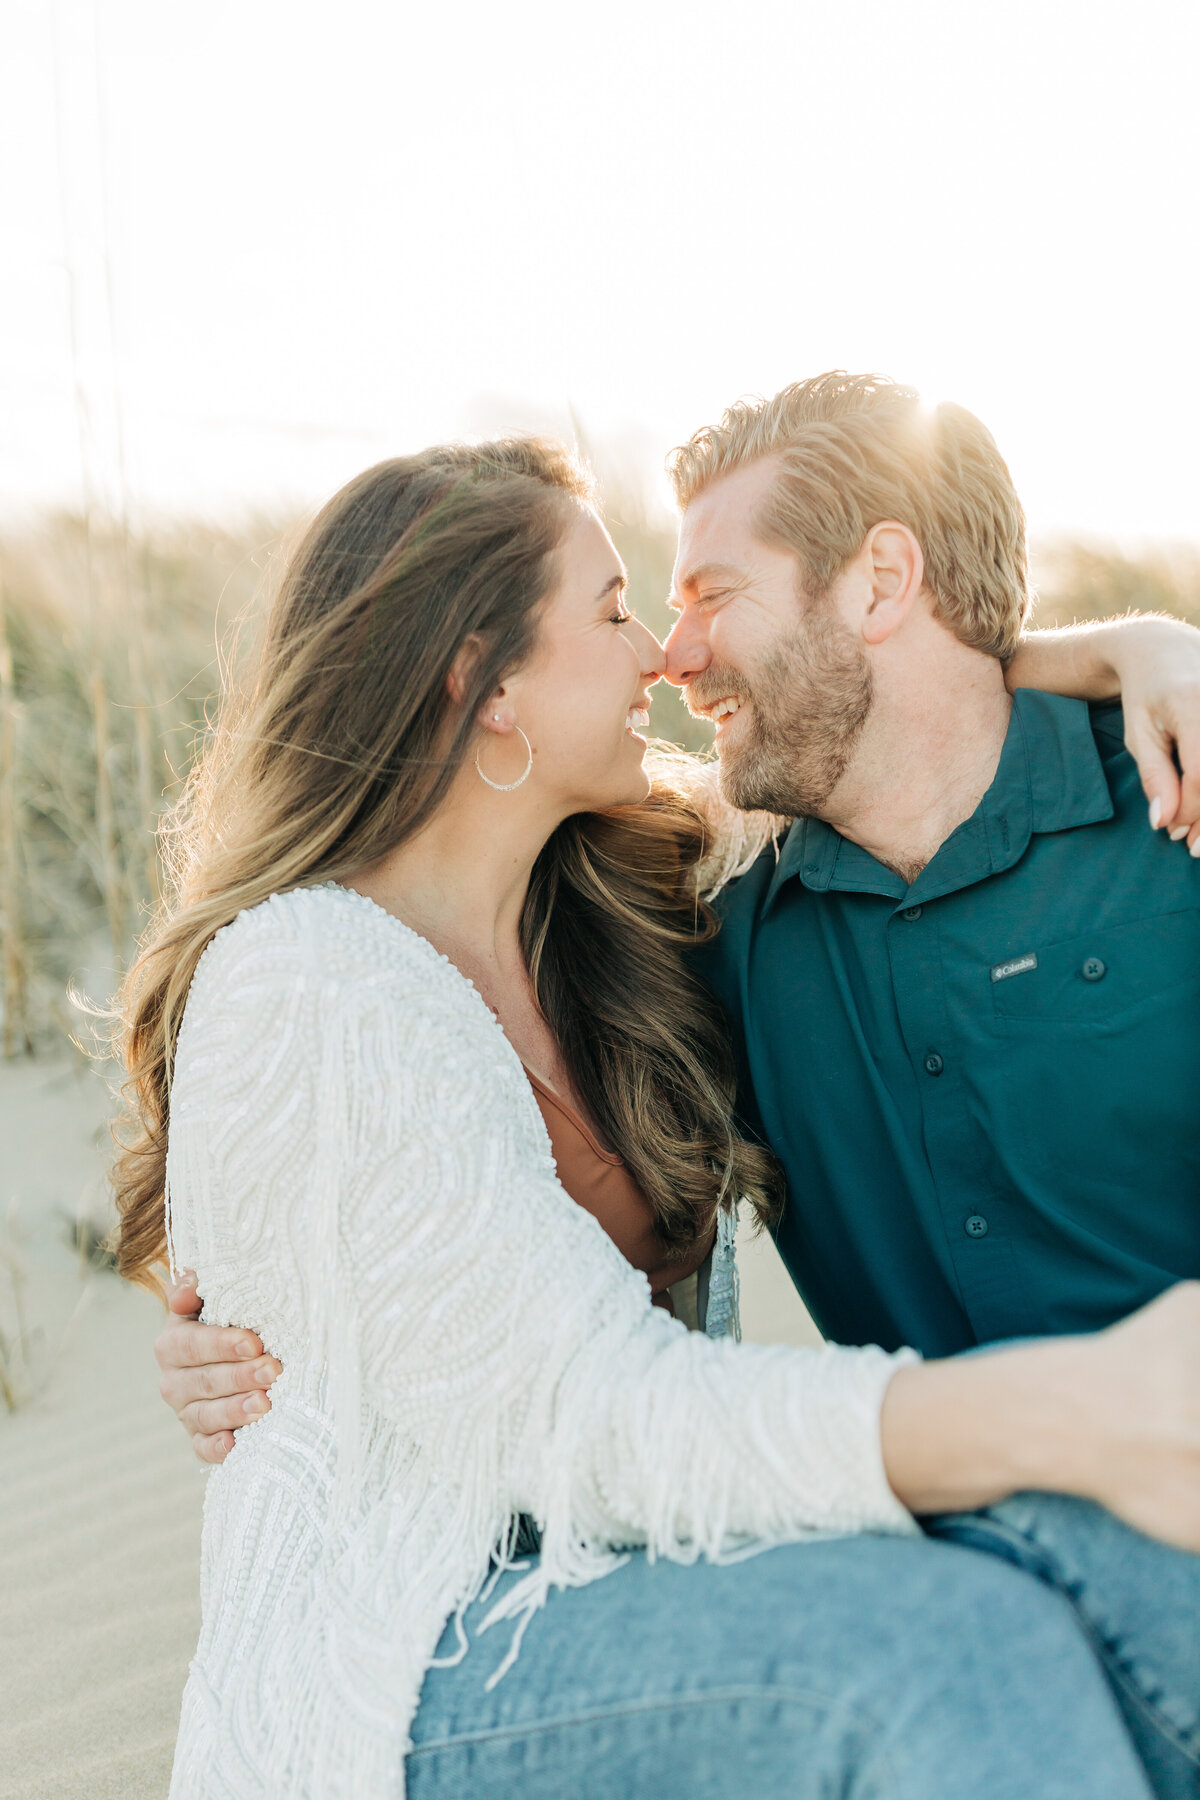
[[164, 883, 916, 1800]]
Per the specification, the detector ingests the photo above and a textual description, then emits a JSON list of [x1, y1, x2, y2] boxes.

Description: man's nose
[[662, 611, 712, 689]]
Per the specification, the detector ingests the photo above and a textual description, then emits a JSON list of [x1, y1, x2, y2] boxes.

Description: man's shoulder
[[691, 839, 790, 998], [1087, 698, 1129, 765], [1080, 698, 1142, 815], [710, 840, 784, 916], [1059, 702, 1200, 908], [1081, 698, 1165, 825]]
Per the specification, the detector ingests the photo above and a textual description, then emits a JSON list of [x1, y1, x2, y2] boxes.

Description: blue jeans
[[408, 1533, 1154, 1799], [927, 1493, 1200, 1800]]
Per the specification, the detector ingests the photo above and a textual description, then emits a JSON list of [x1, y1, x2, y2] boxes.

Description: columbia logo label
[[991, 953, 1038, 983]]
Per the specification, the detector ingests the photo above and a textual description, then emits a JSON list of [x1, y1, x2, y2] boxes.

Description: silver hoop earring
[[475, 725, 533, 792]]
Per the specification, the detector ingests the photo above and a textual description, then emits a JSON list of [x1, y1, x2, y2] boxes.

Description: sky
[[3, 0, 1199, 546]]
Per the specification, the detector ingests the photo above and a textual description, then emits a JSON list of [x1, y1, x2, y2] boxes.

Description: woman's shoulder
[[173, 883, 547, 1169], [185, 883, 481, 1026]]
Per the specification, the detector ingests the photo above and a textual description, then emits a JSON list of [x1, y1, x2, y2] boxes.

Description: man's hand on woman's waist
[[155, 1271, 280, 1464]]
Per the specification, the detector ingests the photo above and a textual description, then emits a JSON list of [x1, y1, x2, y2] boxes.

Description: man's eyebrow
[[667, 561, 746, 608]]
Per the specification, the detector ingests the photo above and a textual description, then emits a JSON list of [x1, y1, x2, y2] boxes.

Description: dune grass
[[0, 514, 276, 1044], [0, 501, 1196, 1055], [1032, 540, 1200, 633]]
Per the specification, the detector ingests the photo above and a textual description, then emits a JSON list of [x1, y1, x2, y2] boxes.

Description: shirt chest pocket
[[990, 908, 1200, 1027]]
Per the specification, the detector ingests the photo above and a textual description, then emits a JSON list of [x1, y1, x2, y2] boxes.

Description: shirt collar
[[763, 690, 1115, 913]]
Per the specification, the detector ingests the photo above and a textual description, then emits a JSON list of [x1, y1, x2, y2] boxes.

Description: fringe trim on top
[[703, 1202, 741, 1342]]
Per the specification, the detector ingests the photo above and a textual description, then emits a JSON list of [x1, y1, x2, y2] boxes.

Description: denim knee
[[928, 1492, 1200, 1798]]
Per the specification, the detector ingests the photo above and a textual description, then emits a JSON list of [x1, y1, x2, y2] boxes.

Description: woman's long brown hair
[[114, 437, 780, 1291]]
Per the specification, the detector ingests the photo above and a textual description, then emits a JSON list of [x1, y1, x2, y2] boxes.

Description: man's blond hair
[[668, 371, 1031, 659]]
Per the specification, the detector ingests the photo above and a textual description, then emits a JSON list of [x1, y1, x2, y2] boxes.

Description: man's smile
[[689, 692, 746, 732]]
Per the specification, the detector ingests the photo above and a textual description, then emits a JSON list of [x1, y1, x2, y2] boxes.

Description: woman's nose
[[636, 619, 666, 682]]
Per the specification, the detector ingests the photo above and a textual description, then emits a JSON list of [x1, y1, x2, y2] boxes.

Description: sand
[[0, 1056, 819, 1799], [0, 1059, 203, 1800]]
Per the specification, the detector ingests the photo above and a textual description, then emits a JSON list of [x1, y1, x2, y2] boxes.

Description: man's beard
[[694, 603, 874, 817]]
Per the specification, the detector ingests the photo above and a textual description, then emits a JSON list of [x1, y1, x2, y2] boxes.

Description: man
[[158, 375, 1200, 1793], [662, 372, 1200, 1796], [666, 372, 1200, 1356]]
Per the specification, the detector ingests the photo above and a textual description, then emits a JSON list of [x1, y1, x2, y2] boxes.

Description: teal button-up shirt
[[696, 690, 1200, 1356]]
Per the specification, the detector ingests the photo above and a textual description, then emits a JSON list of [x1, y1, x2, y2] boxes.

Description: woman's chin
[[623, 739, 653, 799], [561, 740, 653, 814], [599, 763, 653, 810]]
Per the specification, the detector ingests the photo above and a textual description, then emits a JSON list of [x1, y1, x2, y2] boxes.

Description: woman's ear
[[477, 689, 517, 734], [445, 635, 485, 709], [446, 636, 518, 731], [861, 522, 926, 648]]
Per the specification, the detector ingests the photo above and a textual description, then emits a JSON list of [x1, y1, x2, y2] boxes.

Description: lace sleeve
[[169, 908, 916, 1668]]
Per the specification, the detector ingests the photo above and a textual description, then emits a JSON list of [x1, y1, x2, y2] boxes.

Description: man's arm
[[155, 1271, 280, 1464], [1007, 615, 1200, 850]]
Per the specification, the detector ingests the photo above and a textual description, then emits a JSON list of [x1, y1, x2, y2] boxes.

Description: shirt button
[[965, 1214, 989, 1238], [902, 905, 923, 921], [923, 1052, 945, 1076], [1081, 957, 1107, 982]]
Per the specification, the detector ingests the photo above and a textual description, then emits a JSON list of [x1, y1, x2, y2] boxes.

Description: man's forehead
[[673, 456, 781, 577]]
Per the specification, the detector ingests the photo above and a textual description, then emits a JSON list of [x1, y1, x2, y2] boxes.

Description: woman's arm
[[356, 1009, 1200, 1555], [166, 899, 1200, 1555], [340, 998, 918, 1549], [881, 1284, 1200, 1547], [1008, 616, 1200, 849], [169, 913, 915, 1548]]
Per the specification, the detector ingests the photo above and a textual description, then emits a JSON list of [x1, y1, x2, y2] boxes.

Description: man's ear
[[861, 523, 925, 647]]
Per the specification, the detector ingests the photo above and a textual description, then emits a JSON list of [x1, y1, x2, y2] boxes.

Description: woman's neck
[[345, 778, 558, 1000], [347, 782, 581, 1097]]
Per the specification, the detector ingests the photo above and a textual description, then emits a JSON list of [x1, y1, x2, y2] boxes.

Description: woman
[[117, 438, 1197, 1799]]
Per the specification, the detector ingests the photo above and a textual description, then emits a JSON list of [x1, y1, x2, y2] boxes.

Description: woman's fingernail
[[254, 1360, 278, 1386], [236, 1339, 257, 1358], [1171, 825, 1190, 842], [243, 1392, 269, 1415], [1190, 837, 1200, 859], [1149, 796, 1163, 830]]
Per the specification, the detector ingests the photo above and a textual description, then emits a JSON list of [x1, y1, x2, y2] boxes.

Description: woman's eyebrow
[[596, 572, 628, 602]]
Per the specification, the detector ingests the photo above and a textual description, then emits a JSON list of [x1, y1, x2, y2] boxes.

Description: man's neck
[[819, 641, 1013, 887]]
